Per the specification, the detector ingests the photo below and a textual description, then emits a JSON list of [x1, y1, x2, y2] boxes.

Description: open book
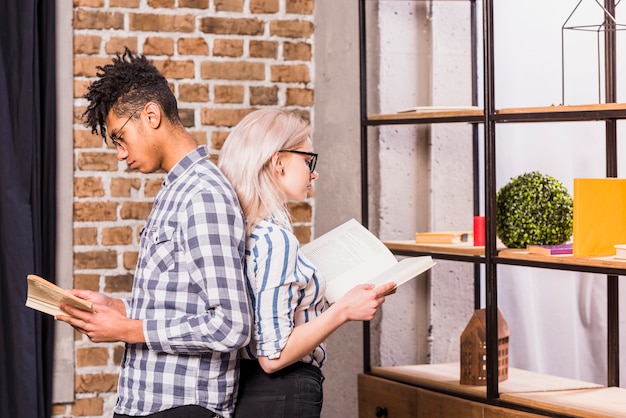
[[300, 219, 436, 304], [25, 274, 93, 317]]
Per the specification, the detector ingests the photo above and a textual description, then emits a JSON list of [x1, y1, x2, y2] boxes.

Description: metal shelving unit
[[358, 0, 623, 415]]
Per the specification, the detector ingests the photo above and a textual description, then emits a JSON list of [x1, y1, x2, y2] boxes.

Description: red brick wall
[[53, 1, 314, 416]]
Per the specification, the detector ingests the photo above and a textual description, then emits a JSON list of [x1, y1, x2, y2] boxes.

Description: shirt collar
[[163, 145, 209, 187]]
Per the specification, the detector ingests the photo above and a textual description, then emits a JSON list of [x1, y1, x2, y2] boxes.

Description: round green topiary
[[496, 171, 573, 248]]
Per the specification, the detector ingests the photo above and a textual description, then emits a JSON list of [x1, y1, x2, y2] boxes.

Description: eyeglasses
[[109, 105, 144, 149], [279, 150, 318, 173]]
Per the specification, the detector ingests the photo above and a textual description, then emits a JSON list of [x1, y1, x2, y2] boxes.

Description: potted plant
[[496, 171, 573, 248]]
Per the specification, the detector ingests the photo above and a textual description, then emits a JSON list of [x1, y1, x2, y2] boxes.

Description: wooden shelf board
[[501, 387, 626, 418], [370, 363, 601, 399], [386, 242, 626, 271], [497, 103, 626, 115], [370, 363, 624, 418], [384, 240, 486, 256], [368, 104, 626, 122], [369, 107, 483, 121], [498, 249, 626, 271]]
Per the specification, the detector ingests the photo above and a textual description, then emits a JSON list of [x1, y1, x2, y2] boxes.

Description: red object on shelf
[[473, 216, 485, 246]]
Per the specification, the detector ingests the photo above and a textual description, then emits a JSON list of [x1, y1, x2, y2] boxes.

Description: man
[[57, 48, 251, 418]]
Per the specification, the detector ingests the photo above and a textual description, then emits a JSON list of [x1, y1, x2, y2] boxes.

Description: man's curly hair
[[83, 47, 180, 142]]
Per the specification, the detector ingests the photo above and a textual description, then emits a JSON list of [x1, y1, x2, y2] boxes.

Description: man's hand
[[56, 291, 144, 344]]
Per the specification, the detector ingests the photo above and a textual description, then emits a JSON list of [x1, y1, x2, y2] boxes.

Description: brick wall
[[53, 1, 314, 416]]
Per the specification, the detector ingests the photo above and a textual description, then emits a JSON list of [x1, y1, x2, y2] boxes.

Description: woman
[[218, 109, 395, 417]]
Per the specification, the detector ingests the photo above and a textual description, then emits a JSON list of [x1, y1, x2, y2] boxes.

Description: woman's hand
[[256, 280, 397, 374], [333, 281, 396, 322]]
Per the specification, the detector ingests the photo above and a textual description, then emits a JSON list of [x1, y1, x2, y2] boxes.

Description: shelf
[[366, 107, 484, 125], [369, 363, 626, 418], [498, 249, 626, 275], [370, 363, 602, 399], [501, 387, 626, 418], [384, 240, 486, 263], [384, 242, 626, 275], [365, 0, 473, 2], [493, 103, 626, 123], [364, 103, 626, 126]]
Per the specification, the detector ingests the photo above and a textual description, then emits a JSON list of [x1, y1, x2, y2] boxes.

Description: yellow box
[[573, 178, 626, 256]]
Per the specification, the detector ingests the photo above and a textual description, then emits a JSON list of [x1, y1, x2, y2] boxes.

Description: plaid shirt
[[114, 146, 251, 418], [241, 219, 327, 368]]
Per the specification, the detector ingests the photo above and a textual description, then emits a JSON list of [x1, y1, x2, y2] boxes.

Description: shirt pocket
[[139, 223, 178, 271]]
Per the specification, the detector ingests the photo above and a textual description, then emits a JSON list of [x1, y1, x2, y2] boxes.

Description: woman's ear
[[271, 152, 284, 174]]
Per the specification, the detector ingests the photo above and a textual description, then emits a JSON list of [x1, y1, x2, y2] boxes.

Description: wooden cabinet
[[358, 373, 545, 418], [358, 364, 626, 417], [358, 374, 418, 418], [357, 0, 626, 416]]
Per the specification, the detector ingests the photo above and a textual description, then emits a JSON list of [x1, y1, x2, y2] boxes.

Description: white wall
[[313, 2, 368, 416], [314, 1, 475, 416], [53, 0, 76, 403]]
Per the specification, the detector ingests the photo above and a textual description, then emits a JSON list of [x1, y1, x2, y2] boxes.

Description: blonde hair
[[218, 109, 311, 235]]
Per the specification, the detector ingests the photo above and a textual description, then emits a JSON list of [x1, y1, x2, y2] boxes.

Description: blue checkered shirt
[[114, 146, 251, 418]]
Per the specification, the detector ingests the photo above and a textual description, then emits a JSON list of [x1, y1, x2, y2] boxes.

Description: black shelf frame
[[358, 0, 481, 373], [495, 257, 626, 276], [358, 0, 622, 407], [492, 108, 626, 123], [366, 114, 484, 125], [604, 0, 620, 389]]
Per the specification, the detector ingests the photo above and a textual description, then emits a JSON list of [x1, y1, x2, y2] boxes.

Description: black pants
[[234, 360, 324, 418], [113, 405, 222, 418]]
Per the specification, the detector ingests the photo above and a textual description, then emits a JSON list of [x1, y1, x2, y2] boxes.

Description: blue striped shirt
[[241, 219, 327, 368], [115, 146, 251, 418]]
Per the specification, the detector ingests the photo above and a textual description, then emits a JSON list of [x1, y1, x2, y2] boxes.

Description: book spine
[[548, 249, 573, 255]]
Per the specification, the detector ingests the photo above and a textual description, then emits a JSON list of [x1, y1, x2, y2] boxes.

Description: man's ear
[[143, 102, 161, 128]]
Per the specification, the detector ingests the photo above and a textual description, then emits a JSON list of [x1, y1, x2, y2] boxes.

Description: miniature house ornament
[[460, 308, 511, 386]]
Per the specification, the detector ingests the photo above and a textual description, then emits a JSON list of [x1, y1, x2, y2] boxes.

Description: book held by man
[[25, 274, 93, 317], [301, 218, 436, 304]]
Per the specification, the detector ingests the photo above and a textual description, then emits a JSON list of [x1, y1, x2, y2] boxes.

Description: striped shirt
[[241, 219, 327, 368], [115, 146, 251, 418]]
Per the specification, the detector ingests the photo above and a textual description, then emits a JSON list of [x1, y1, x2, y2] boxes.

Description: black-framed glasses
[[109, 105, 144, 149], [279, 150, 318, 173]]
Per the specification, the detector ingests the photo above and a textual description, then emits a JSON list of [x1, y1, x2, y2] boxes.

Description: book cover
[[526, 243, 573, 255], [573, 178, 626, 256], [301, 219, 436, 304], [25, 274, 93, 317], [415, 231, 472, 244], [615, 244, 626, 259]]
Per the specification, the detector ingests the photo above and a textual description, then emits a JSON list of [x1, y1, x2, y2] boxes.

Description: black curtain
[[0, 1, 57, 417]]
